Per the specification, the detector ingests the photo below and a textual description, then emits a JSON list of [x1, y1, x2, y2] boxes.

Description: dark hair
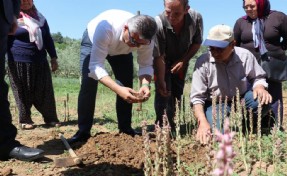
[[20, 4, 39, 20], [242, 0, 271, 18], [126, 15, 157, 40], [164, 0, 189, 9]]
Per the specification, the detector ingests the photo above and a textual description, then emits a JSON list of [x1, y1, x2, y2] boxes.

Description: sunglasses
[[128, 29, 151, 46]]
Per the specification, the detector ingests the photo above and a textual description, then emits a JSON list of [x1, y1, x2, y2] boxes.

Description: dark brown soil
[[0, 123, 207, 176], [1, 94, 286, 176], [62, 132, 207, 176]]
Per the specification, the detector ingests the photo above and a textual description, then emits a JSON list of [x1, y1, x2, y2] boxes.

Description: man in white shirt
[[68, 9, 157, 144]]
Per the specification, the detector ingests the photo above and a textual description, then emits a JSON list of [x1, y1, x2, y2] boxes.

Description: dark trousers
[[7, 60, 59, 124], [0, 10, 20, 160], [77, 30, 134, 134], [154, 69, 187, 130], [266, 79, 283, 127]]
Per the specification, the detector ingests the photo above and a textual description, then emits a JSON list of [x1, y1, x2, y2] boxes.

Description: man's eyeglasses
[[128, 29, 151, 46]]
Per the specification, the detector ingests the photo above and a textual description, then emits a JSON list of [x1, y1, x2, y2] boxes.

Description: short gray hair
[[126, 15, 157, 40], [164, 0, 189, 9]]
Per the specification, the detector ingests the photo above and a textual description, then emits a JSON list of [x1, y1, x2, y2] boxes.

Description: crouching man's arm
[[253, 85, 272, 105], [193, 103, 211, 145]]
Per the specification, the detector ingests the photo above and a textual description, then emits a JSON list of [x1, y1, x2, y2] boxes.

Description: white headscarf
[[18, 11, 46, 50], [252, 18, 268, 55]]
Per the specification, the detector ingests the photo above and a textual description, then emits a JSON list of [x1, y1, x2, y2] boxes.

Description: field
[[0, 77, 287, 176]]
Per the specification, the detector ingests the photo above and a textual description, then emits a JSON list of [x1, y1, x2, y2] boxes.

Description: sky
[[34, 0, 286, 40]]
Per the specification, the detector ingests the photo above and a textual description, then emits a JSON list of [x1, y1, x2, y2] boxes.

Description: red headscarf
[[256, 0, 271, 18], [242, 0, 271, 19]]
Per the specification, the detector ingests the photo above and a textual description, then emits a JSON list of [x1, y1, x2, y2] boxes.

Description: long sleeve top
[[7, 20, 57, 63], [190, 47, 268, 105], [234, 11, 287, 60], [87, 9, 154, 80]]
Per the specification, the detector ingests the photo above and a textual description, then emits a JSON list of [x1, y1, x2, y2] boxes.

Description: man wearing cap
[[190, 24, 272, 144]]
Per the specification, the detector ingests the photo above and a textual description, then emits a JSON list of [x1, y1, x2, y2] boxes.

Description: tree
[[52, 32, 64, 44]]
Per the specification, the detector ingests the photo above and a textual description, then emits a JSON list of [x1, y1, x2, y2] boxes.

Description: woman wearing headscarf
[[7, 0, 60, 129], [234, 0, 287, 129]]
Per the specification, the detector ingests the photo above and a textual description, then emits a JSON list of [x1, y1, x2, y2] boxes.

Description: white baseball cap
[[203, 24, 234, 48]]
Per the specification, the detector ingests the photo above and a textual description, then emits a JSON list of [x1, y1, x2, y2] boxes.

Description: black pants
[[0, 8, 21, 160], [7, 60, 59, 124], [154, 68, 187, 130], [265, 79, 283, 127], [77, 30, 134, 134]]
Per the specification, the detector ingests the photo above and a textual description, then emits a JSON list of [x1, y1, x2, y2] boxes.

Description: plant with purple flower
[[212, 119, 236, 176]]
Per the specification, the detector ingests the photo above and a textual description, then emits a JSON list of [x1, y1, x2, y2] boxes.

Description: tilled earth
[[1, 95, 287, 176], [0, 123, 207, 176]]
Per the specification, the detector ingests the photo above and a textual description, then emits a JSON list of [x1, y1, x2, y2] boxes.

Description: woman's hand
[[50, 58, 58, 72]]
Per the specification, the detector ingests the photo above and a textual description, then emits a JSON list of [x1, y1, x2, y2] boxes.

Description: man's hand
[[138, 85, 151, 102], [100, 76, 141, 103], [117, 86, 141, 103], [196, 119, 211, 145], [193, 104, 211, 145], [171, 43, 201, 74], [253, 85, 272, 105], [153, 56, 170, 96], [171, 60, 185, 74], [157, 80, 171, 97]]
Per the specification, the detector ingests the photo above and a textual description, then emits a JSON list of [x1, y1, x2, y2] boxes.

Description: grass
[[32, 76, 157, 132]]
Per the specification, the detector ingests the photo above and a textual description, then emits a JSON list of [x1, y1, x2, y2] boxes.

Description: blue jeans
[[204, 90, 270, 131], [77, 30, 134, 134]]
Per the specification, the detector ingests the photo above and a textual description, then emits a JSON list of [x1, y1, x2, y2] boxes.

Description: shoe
[[67, 131, 91, 144], [119, 128, 142, 137], [9, 146, 44, 161], [46, 122, 61, 127], [19, 123, 35, 130]]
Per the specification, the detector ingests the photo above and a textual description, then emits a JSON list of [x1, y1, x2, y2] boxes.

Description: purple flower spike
[[212, 118, 236, 176]]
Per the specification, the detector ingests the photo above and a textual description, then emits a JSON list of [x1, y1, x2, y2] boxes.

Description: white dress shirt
[[87, 9, 154, 80]]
